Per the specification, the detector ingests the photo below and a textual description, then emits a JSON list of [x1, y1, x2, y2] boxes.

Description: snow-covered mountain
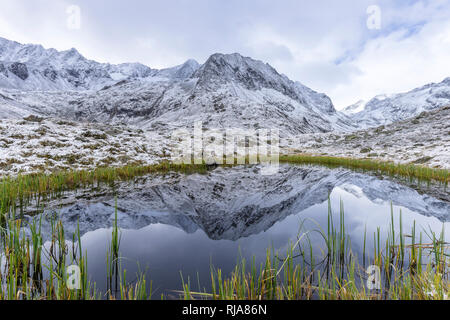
[[61, 53, 353, 134], [0, 36, 200, 91], [292, 106, 450, 169], [341, 99, 366, 115], [0, 37, 165, 91], [343, 78, 450, 128], [0, 37, 354, 134]]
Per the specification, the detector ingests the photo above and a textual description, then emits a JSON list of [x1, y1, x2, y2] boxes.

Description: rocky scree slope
[[288, 106, 450, 168]]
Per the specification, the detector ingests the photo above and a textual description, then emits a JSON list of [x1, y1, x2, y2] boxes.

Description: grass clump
[[0, 162, 210, 219], [0, 206, 151, 300], [280, 154, 449, 185]]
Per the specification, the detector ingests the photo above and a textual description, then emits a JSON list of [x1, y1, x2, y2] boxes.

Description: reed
[[181, 199, 450, 300], [0, 205, 151, 300], [0, 162, 210, 221], [0, 198, 449, 300]]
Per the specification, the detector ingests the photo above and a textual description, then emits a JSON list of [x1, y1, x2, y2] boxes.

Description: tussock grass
[[0, 162, 209, 220], [280, 154, 449, 185]]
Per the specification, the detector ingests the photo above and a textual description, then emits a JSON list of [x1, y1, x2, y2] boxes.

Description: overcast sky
[[1, 0, 449, 109]]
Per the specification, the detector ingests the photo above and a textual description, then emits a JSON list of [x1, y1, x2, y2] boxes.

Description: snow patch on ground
[[0, 117, 167, 175]]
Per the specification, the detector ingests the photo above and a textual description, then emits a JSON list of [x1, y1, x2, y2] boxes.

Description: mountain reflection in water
[[23, 165, 449, 297]]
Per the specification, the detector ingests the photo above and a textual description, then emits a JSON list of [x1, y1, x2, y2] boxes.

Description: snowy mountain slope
[[0, 37, 354, 134], [0, 37, 161, 90], [36, 61, 353, 134], [288, 106, 450, 169], [155, 59, 200, 79], [0, 38, 111, 90], [2, 106, 448, 176], [0, 91, 31, 118], [344, 78, 450, 128], [7, 74, 351, 135], [341, 100, 366, 115]]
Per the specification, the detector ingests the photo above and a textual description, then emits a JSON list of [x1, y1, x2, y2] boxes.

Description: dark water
[[30, 165, 449, 298]]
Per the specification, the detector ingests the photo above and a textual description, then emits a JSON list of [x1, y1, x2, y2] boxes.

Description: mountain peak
[[194, 52, 337, 114], [65, 47, 80, 54], [60, 47, 85, 63], [196, 52, 283, 87], [207, 52, 247, 62], [442, 77, 450, 85], [155, 58, 200, 79], [342, 100, 366, 115], [183, 58, 200, 67], [203, 52, 271, 71]]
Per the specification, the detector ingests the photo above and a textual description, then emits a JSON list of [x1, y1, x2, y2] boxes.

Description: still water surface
[[31, 165, 449, 297]]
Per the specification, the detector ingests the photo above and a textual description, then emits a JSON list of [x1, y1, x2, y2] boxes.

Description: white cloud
[[330, 14, 450, 108], [0, 0, 449, 109]]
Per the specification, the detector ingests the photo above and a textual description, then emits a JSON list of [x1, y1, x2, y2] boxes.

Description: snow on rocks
[[343, 78, 450, 129], [285, 106, 450, 169], [0, 117, 166, 175]]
